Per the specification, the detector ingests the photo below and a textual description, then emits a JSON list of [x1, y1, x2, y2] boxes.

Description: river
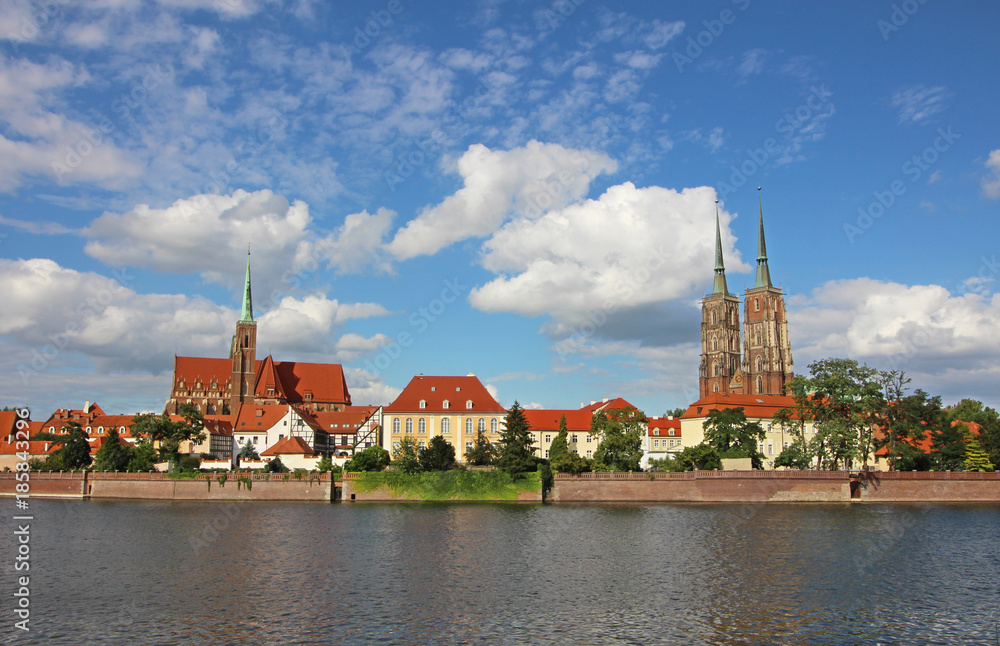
[[2, 499, 998, 645]]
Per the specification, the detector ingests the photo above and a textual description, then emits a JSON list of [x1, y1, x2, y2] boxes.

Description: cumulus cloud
[[470, 182, 748, 331], [388, 141, 617, 260], [311, 207, 395, 275], [982, 149, 1000, 199], [789, 278, 1000, 402], [737, 49, 766, 77]]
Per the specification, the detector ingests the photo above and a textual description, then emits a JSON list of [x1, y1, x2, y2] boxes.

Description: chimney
[[84, 400, 90, 413]]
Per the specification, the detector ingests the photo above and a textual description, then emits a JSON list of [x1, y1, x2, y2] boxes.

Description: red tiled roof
[[254, 355, 287, 399], [303, 405, 378, 433], [0, 411, 19, 436], [261, 435, 316, 457], [203, 418, 233, 436], [172, 355, 351, 404], [233, 404, 287, 431], [523, 409, 593, 432], [0, 438, 59, 456], [648, 417, 682, 436], [580, 397, 637, 413], [41, 402, 106, 430], [874, 420, 982, 456], [385, 375, 505, 413], [681, 393, 798, 420], [87, 415, 138, 437]]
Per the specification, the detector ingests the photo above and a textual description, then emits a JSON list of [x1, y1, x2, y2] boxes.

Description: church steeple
[[712, 201, 729, 295], [754, 187, 772, 289], [240, 245, 254, 322]]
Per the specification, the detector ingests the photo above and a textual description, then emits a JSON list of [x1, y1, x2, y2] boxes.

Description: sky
[[1, 0, 999, 419]]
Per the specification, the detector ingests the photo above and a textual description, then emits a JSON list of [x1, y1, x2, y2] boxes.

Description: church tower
[[230, 247, 257, 417], [700, 203, 744, 398], [742, 188, 794, 396]]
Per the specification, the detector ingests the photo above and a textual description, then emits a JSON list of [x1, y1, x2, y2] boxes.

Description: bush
[[178, 455, 202, 472], [345, 446, 391, 472], [551, 451, 591, 475], [265, 456, 287, 473]]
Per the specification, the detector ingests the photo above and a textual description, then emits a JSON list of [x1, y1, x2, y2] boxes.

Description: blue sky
[[2, 0, 999, 418]]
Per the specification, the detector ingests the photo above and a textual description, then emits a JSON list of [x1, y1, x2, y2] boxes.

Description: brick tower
[[700, 202, 745, 398], [230, 247, 257, 418]]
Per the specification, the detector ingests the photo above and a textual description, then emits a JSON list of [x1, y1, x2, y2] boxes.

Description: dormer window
[[419, 400, 426, 409], [268, 388, 275, 396], [654, 429, 659, 436], [669, 429, 675, 436], [442, 400, 450, 409], [466, 400, 473, 409], [304, 393, 312, 400]]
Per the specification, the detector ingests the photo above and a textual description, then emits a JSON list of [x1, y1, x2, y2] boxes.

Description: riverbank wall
[[552, 470, 1000, 503], [341, 472, 543, 502], [0, 471, 335, 501]]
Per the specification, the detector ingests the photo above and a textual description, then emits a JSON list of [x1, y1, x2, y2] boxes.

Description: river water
[[2, 499, 998, 645]]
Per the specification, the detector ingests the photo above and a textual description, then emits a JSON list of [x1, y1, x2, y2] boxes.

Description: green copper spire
[[240, 245, 254, 322], [754, 187, 772, 289], [712, 201, 729, 295]]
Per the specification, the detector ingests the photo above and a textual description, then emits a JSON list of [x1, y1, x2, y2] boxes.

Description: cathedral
[[699, 189, 794, 398], [164, 251, 352, 418]]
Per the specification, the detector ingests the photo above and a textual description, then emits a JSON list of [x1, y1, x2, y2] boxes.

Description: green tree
[[948, 399, 1000, 468], [130, 404, 206, 465], [551, 451, 591, 474], [47, 421, 92, 470], [393, 436, 422, 474], [591, 406, 645, 472], [315, 456, 334, 473], [930, 420, 967, 471], [674, 445, 721, 471], [547, 414, 570, 462], [419, 435, 457, 471], [495, 401, 537, 476], [346, 445, 391, 472], [127, 440, 158, 472], [464, 428, 495, 466], [265, 456, 287, 473], [702, 407, 765, 469], [239, 440, 259, 461], [92, 427, 135, 471], [963, 436, 995, 472], [663, 407, 687, 418], [773, 444, 811, 470]]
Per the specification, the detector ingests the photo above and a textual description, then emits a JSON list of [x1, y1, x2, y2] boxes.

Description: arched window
[[418, 418, 426, 434], [756, 357, 763, 372], [419, 400, 426, 409], [754, 298, 760, 312], [244, 332, 250, 346], [712, 337, 718, 351], [713, 363, 720, 377], [713, 383, 720, 393], [442, 399, 450, 409], [478, 418, 486, 433], [207, 404, 216, 415], [491, 418, 498, 434], [465, 418, 473, 434], [442, 418, 451, 434], [392, 418, 401, 434], [711, 311, 717, 325], [756, 376, 763, 394], [405, 418, 413, 433]]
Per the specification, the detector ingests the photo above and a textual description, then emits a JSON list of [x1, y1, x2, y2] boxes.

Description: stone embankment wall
[[855, 471, 1000, 502], [0, 472, 334, 501]]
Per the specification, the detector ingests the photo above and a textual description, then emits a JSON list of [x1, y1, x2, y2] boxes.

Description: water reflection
[[3, 500, 998, 645]]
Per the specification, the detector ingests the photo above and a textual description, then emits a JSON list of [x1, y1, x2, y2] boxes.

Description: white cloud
[[789, 278, 1000, 403], [312, 208, 395, 275], [470, 182, 748, 326], [388, 141, 617, 260], [345, 367, 401, 407], [737, 49, 765, 77], [981, 149, 1000, 199], [333, 333, 392, 362], [889, 85, 949, 125]]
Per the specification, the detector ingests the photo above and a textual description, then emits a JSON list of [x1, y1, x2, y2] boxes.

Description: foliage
[[239, 440, 259, 461], [351, 470, 541, 501], [92, 427, 135, 471], [889, 442, 932, 471], [774, 444, 811, 470], [130, 404, 206, 465], [962, 436, 995, 472], [44, 421, 92, 470], [265, 456, 287, 473], [948, 399, 1000, 468], [547, 415, 570, 462], [315, 456, 334, 473], [591, 406, 646, 472], [127, 441, 158, 472], [345, 445, 391, 472], [675, 445, 721, 471], [464, 428, 495, 466], [701, 407, 765, 469], [663, 407, 687, 418], [178, 455, 202, 472], [550, 450, 591, 474], [392, 436, 422, 474], [495, 401, 537, 477], [931, 421, 967, 471], [537, 461, 553, 490], [647, 455, 686, 472], [419, 435, 457, 471]]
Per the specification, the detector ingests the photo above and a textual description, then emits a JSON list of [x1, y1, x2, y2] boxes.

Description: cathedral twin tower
[[699, 188, 794, 399]]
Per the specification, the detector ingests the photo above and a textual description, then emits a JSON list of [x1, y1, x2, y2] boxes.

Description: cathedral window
[[711, 311, 717, 325], [713, 384, 720, 393], [712, 338, 718, 351], [754, 298, 760, 312], [756, 376, 763, 394], [757, 357, 763, 372], [713, 363, 720, 377], [491, 418, 498, 434]]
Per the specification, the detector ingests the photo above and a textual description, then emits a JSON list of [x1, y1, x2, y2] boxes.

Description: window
[[571, 434, 578, 443], [653, 439, 660, 448], [239, 436, 245, 443], [757, 357, 763, 372], [430, 387, 436, 392], [419, 400, 426, 409], [441, 418, 451, 434], [545, 434, 552, 443], [267, 387, 275, 396], [465, 418, 473, 434], [466, 441, 473, 452], [253, 437, 258, 444], [491, 418, 498, 434], [586, 450, 592, 459], [97, 426, 104, 434], [478, 418, 486, 433], [443, 400, 450, 409], [669, 429, 675, 436], [754, 298, 760, 311], [418, 418, 426, 434], [767, 443, 773, 455], [393, 441, 401, 452], [545, 449, 550, 458], [418, 441, 425, 449], [711, 311, 717, 325], [712, 338, 718, 351], [713, 384, 720, 393], [304, 393, 312, 400], [405, 418, 413, 434], [466, 400, 473, 409], [393, 418, 401, 434], [756, 376, 763, 394]]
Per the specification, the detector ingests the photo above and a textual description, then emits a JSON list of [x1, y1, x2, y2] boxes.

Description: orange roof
[[172, 355, 351, 404], [261, 435, 316, 457], [303, 406, 379, 432], [0, 438, 60, 456], [41, 402, 106, 431], [233, 404, 287, 431], [203, 418, 233, 436], [682, 393, 798, 419], [874, 420, 982, 456], [648, 417, 682, 436], [385, 375, 505, 413], [523, 409, 592, 432], [579, 397, 637, 412], [254, 355, 288, 399], [0, 411, 19, 436]]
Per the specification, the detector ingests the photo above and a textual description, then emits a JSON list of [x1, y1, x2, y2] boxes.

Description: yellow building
[[383, 374, 506, 460]]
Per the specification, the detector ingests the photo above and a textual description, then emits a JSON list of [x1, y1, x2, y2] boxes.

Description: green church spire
[[754, 186, 773, 289], [712, 201, 729, 295], [240, 245, 254, 322]]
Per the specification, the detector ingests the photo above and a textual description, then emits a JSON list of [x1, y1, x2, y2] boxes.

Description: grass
[[351, 470, 541, 501]]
